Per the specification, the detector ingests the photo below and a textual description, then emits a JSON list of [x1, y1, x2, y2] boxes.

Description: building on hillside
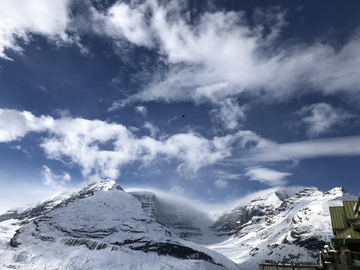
[[329, 197, 360, 252], [326, 196, 360, 268]]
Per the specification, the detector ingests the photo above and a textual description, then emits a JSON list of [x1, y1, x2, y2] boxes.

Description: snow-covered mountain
[[0, 180, 357, 270], [206, 187, 357, 269], [210, 190, 292, 237], [0, 179, 239, 270]]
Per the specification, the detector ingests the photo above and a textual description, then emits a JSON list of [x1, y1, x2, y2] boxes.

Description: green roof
[[354, 198, 360, 216], [329, 206, 347, 230], [332, 227, 360, 242], [343, 201, 357, 220], [352, 218, 360, 229]]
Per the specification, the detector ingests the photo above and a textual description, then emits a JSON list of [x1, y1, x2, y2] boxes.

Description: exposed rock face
[[211, 190, 290, 236], [209, 206, 244, 236], [0, 179, 239, 270], [129, 191, 215, 242]]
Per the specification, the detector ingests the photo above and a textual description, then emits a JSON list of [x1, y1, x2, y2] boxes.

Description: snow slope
[[206, 187, 356, 269], [0, 180, 356, 270], [130, 191, 226, 244], [0, 179, 239, 270]]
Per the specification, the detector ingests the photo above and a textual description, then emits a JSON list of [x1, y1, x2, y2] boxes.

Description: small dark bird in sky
[[182, 115, 185, 117]]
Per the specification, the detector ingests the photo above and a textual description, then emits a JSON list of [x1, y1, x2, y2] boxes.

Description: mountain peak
[[293, 187, 320, 198], [83, 179, 124, 193], [323, 186, 356, 199], [326, 186, 348, 194]]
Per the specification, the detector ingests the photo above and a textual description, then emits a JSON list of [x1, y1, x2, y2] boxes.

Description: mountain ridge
[[206, 186, 357, 269], [0, 180, 357, 269], [0, 179, 239, 270]]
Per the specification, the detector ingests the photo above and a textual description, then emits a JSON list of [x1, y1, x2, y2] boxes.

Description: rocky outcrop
[[130, 191, 211, 241]]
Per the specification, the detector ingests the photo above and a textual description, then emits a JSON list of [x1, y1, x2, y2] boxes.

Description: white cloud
[[135, 105, 147, 117], [169, 185, 185, 195], [209, 99, 248, 130], [101, 1, 360, 108], [0, 0, 71, 59], [143, 121, 159, 137], [90, 1, 153, 47], [244, 167, 292, 186], [40, 165, 71, 190], [167, 116, 178, 124], [296, 103, 356, 138], [5, 108, 360, 183], [0, 109, 53, 142], [125, 185, 305, 214], [213, 170, 242, 180], [34, 85, 48, 93], [10, 145, 31, 157], [250, 136, 360, 162], [128, 126, 141, 132], [2, 0, 360, 106], [0, 109, 267, 180], [214, 179, 228, 189]]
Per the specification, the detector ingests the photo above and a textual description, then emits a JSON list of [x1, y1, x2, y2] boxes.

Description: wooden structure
[[326, 196, 360, 269], [329, 197, 360, 253]]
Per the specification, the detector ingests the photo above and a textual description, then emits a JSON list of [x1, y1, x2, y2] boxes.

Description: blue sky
[[1, 0, 360, 212]]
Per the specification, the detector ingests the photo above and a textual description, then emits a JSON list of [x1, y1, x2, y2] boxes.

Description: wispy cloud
[[0, 109, 53, 142], [214, 179, 228, 189], [143, 121, 159, 137], [293, 103, 357, 138], [135, 105, 147, 117], [10, 145, 31, 158], [99, 1, 360, 109], [169, 185, 185, 195], [244, 167, 292, 186], [213, 170, 242, 180], [209, 98, 248, 130], [41, 165, 71, 190], [3, 1, 360, 109], [250, 136, 360, 162], [0, 0, 71, 60]]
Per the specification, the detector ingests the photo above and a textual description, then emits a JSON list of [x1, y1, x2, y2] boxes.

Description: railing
[[260, 259, 317, 267]]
